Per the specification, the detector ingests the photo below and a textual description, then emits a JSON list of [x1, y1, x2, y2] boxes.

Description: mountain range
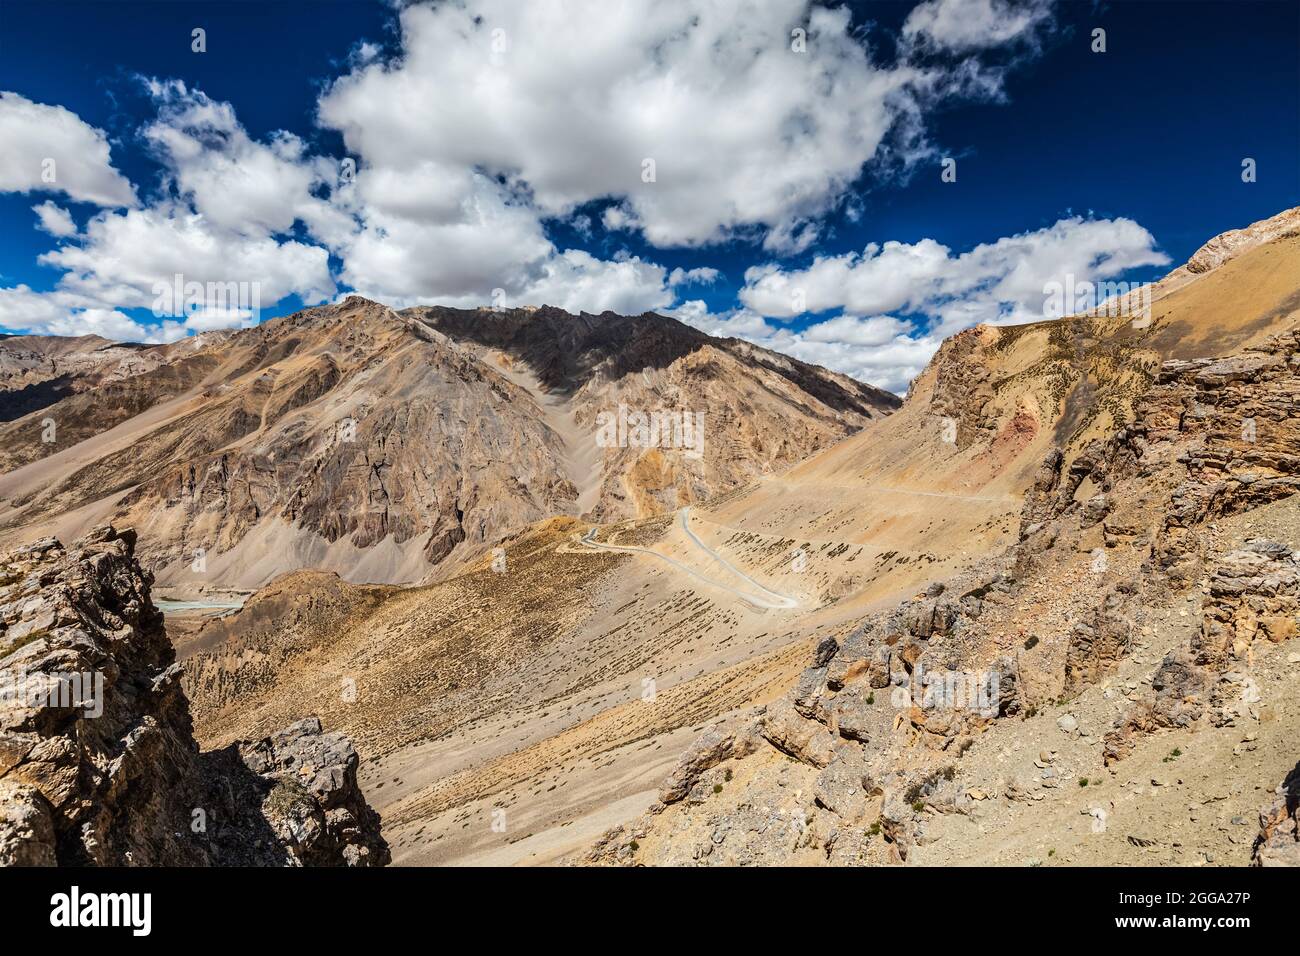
[[0, 301, 897, 589], [1, 207, 1298, 868]]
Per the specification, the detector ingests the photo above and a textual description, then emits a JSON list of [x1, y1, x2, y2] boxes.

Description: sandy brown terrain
[[0, 300, 896, 593], [8, 208, 1294, 867], [583, 214, 1300, 866]]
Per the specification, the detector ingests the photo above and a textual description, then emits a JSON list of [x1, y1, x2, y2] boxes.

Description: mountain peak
[[1184, 205, 1300, 275]]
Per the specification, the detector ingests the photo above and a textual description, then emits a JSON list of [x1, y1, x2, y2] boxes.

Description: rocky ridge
[[1254, 761, 1299, 866], [581, 326, 1300, 866], [0, 525, 388, 866], [0, 299, 897, 588], [407, 304, 900, 520], [0, 333, 162, 420]]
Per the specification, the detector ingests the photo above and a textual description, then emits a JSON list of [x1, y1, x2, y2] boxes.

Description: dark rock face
[[0, 526, 389, 867], [1254, 761, 1300, 867]]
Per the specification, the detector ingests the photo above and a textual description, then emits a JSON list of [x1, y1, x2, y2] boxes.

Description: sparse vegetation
[[264, 779, 314, 818], [0, 626, 51, 660]]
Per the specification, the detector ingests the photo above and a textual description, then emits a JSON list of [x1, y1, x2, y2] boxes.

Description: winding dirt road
[[580, 506, 799, 610]]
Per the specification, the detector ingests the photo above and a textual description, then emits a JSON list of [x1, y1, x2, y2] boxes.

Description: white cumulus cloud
[[903, 0, 1054, 53], [39, 204, 335, 314], [671, 302, 937, 394], [141, 80, 354, 245], [32, 201, 77, 237], [682, 215, 1169, 393], [0, 92, 137, 207], [741, 216, 1169, 336], [317, 0, 1018, 252]]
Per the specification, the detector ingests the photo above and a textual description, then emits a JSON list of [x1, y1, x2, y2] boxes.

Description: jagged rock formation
[[0, 299, 896, 588], [1185, 207, 1300, 275], [582, 322, 1299, 866], [0, 333, 166, 424], [1253, 761, 1300, 866], [0, 525, 388, 866]]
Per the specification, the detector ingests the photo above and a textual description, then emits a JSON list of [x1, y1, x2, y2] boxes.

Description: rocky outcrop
[[1101, 650, 1206, 765], [0, 526, 389, 867], [1064, 582, 1137, 695], [1097, 325, 1300, 759], [582, 556, 1024, 864], [1038, 327, 1300, 763], [927, 326, 998, 450], [223, 717, 388, 866], [1105, 540, 1299, 764], [657, 723, 760, 805], [1253, 761, 1300, 866], [584, 319, 1299, 865], [1145, 330, 1300, 585], [1185, 207, 1300, 275], [1200, 541, 1299, 664]]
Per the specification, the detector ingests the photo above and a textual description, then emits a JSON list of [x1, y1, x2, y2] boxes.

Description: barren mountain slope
[[176, 208, 1300, 866], [0, 350, 221, 475], [581, 229, 1300, 866], [0, 298, 583, 588], [706, 209, 1300, 519], [405, 305, 900, 520], [0, 300, 896, 590], [0, 333, 168, 424]]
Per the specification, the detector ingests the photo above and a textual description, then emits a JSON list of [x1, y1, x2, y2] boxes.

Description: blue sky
[[1, 0, 1297, 392]]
